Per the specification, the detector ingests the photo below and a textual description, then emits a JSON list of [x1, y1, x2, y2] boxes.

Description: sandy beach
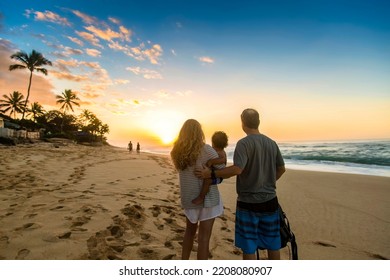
[[0, 141, 389, 260]]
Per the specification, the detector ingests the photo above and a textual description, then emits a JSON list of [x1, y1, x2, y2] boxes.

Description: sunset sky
[[1, 0, 389, 148]]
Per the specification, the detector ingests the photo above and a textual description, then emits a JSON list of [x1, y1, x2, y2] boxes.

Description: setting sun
[[158, 129, 176, 145], [147, 111, 184, 145]]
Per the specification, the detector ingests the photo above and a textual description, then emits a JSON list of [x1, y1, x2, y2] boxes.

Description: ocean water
[[144, 140, 390, 177], [226, 140, 390, 177]]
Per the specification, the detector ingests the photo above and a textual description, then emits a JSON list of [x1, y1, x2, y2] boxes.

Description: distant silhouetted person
[[136, 142, 140, 153], [128, 141, 133, 152]]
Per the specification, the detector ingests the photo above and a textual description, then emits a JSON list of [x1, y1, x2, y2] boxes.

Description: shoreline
[[0, 143, 389, 260]]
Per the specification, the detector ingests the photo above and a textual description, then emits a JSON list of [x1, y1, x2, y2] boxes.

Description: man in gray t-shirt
[[234, 133, 285, 203], [196, 108, 285, 260]]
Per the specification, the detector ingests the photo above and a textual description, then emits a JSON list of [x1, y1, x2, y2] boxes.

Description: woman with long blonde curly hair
[[171, 119, 224, 259]]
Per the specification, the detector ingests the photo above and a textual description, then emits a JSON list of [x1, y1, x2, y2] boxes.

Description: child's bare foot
[[192, 196, 205, 205]]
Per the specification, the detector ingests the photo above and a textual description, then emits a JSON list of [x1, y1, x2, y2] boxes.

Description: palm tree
[[56, 89, 80, 133], [56, 89, 80, 115], [0, 91, 26, 119], [27, 102, 45, 122], [9, 50, 52, 120]]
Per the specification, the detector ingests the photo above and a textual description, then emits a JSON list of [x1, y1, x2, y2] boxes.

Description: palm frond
[[35, 68, 49, 75], [9, 64, 27, 71]]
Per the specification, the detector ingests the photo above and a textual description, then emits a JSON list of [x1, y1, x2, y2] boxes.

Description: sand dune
[[0, 142, 389, 260]]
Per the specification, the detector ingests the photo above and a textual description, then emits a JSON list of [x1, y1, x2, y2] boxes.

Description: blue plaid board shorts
[[235, 198, 281, 254]]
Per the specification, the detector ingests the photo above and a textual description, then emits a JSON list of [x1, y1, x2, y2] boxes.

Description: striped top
[[178, 144, 225, 209]]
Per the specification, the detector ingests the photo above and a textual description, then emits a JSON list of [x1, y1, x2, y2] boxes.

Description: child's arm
[[206, 151, 226, 167]]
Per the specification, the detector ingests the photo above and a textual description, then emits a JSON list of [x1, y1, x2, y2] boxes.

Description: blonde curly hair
[[170, 119, 205, 171]]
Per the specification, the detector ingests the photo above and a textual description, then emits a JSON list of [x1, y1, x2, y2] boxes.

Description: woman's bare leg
[[181, 218, 198, 259], [197, 218, 215, 260]]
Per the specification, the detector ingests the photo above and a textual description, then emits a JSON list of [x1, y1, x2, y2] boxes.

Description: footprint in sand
[[140, 233, 151, 240], [23, 213, 38, 219], [50, 205, 66, 211], [163, 217, 174, 224], [86, 224, 131, 260], [71, 216, 91, 228], [366, 253, 387, 260], [15, 222, 41, 231], [121, 204, 146, 228], [220, 226, 231, 232], [138, 247, 158, 259], [108, 225, 125, 238], [313, 241, 337, 248], [223, 238, 234, 244], [150, 205, 161, 217], [0, 235, 9, 245], [16, 249, 30, 260], [164, 240, 174, 249], [153, 221, 164, 230], [162, 254, 176, 260]]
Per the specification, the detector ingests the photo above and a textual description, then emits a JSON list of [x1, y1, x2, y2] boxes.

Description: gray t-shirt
[[233, 133, 285, 203]]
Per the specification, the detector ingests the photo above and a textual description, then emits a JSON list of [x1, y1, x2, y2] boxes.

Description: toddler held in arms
[[192, 131, 228, 205]]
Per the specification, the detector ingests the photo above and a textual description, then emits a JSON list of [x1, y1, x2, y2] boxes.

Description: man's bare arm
[[276, 165, 286, 180], [207, 156, 226, 167], [195, 165, 242, 179]]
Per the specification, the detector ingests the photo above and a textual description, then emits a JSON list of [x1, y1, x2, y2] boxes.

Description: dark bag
[[279, 204, 298, 260]]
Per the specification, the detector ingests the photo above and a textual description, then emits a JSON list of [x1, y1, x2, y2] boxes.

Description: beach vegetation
[[56, 89, 81, 133], [27, 102, 46, 122], [0, 91, 26, 119], [9, 50, 52, 120], [4, 49, 109, 145], [77, 109, 110, 143], [56, 89, 80, 114]]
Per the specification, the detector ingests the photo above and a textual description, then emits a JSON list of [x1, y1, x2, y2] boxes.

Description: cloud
[[126, 67, 162, 79], [57, 59, 113, 98], [105, 98, 158, 115], [85, 25, 122, 41], [32, 33, 46, 39], [199, 56, 215, 64], [51, 58, 113, 99], [111, 42, 163, 65], [0, 39, 56, 107], [114, 79, 130, 85], [76, 31, 103, 48], [72, 10, 97, 25], [54, 58, 78, 72], [108, 41, 127, 52], [109, 17, 121, 25], [86, 48, 101, 57], [85, 24, 132, 43], [67, 36, 84, 46], [143, 44, 163, 65], [50, 70, 89, 82], [48, 44, 83, 58], [25, 9, 71, 27], [80, 91, 102, 99], [71, 10, 132, 48], [154, 90, 192, 99], [63, 47, 83, 56], [119, 26, 132, 42]]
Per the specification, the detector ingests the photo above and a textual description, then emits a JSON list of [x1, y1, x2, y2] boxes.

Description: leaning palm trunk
[[22, 71, 33, 120]]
